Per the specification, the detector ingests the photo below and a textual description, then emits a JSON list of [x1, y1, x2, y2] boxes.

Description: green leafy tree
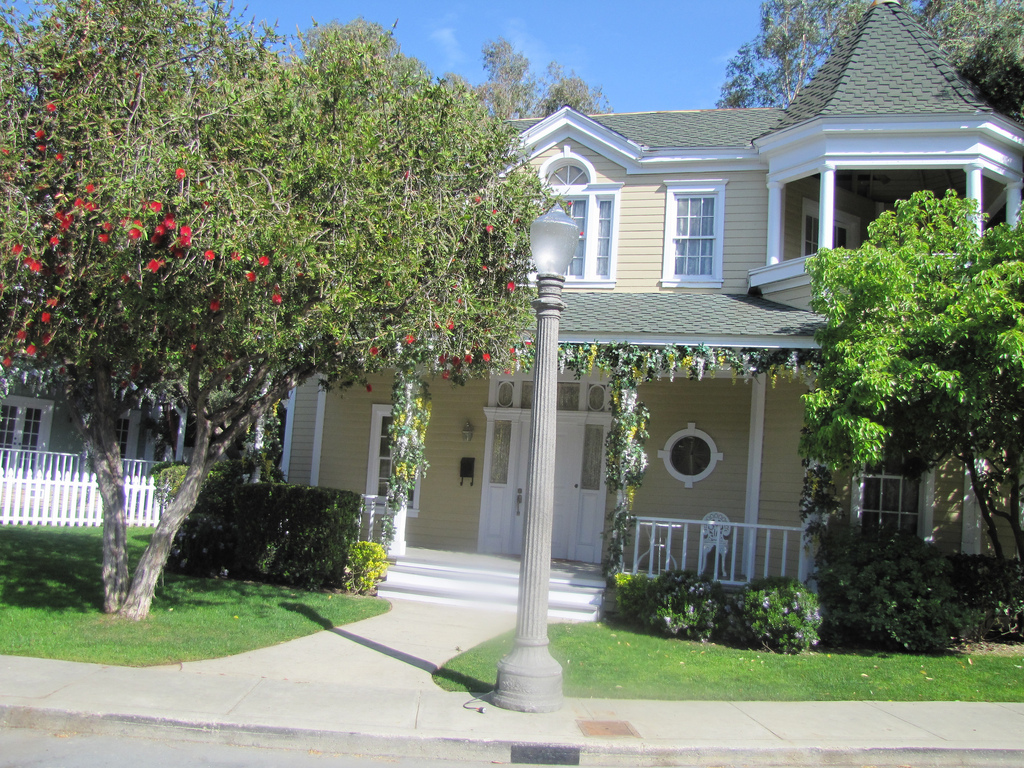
[[801, 191, 1024, 560], [717, 0, 864, 108], [475, 37, 610, 118], [0, 0, 544, 619]]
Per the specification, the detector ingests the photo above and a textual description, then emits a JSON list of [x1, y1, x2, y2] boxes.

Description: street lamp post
[[492, 207, 579, 713]]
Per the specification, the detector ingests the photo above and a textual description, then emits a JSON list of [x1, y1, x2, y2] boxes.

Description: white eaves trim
[[558, 332, 819, 349], [749, 257, 810, 289]]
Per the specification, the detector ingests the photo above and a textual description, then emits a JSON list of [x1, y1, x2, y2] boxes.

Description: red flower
[[366, 384, 373, 392], [148, 201, 162, 213], [483, 353, 491, 362], [204, 250, 215, 261], [27, 259, 41, 273], [171, 248, 183, 259], [492, 209, 497, 214], [175, 168, 186, 180], [37, 145, 45, 153], [86, 183, 95, 193], [190, 344, 197, 351], [230, 251, 240, 261], [122, 274, 131, 283], [258, 255, 270, 267], [163, 215, 176, 230], [370, 346, 379, 356], [41, 312, 51, 323], [102, 222, 112, 232], [46, 103, 56, 113], [41, 333, 51, 345], [85, 202, 97, 212], [179, 225, 192, 246], [474, 196, 481, 203], [147, 258, 163, 273], [210, 299, 220, 312], [16, 330, 26, 340], [12, 244, 22, 255], [2, 357, 10, 368], [128, 228, 142, 240], [438, 354, 446, 364], [442, 371, 450, 380], [405, 334, 415, 345], [34, 129, 44, 139], [485, 225, 494, 234], [271, 292, 282, 305], [464, 353, 472, 363], [447, 320, 454, 330], [506, 281, 515, 292], [246, 271, 256, 282], [45, 298, 58, 307], [25, 344, 36, 356], [74, 197, 84, 208], [482, 265, 488, 271], [54, 153, 63, 162], [49, 235, 59, 246]]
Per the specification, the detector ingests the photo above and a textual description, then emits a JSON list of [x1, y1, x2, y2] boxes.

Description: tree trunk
[[967, 458, 1006, 560], [118, 462, 208, 620], [1009, 472, 1024, 561]]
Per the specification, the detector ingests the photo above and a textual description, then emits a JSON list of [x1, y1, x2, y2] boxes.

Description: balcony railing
[[630, 515, 810, 585]]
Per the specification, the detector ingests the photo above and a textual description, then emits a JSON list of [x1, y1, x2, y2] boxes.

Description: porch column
[[743, 375, 766, 578], [818, 165, 835, 250], [1007, 180, 1022, 227], [280, 387, 296, 481], [966, 163, 984, 235], [309, 380, 327, 487], [766, 180, 784, 265]]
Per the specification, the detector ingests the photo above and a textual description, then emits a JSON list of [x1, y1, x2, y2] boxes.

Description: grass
[[434, 622, 1024, 702], [0, 526, 388, 666]]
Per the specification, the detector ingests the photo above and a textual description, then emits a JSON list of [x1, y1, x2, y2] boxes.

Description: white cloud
[[430, 26, 463, 70]]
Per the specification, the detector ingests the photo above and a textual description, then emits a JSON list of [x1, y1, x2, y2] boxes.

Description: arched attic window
[[544, 162, 614, 281]]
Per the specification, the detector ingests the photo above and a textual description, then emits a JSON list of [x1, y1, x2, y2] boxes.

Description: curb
[[4, 704, 1024, 767]]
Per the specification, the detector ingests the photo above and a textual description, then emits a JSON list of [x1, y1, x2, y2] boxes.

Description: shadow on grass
[[0, 527, 112, 612], [431, 667, 495, 693], [279, 601, 335, 629]]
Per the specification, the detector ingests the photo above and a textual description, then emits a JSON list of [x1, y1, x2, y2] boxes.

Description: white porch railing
[[0, 449, 162, 527], [630, 515, 810, 585]]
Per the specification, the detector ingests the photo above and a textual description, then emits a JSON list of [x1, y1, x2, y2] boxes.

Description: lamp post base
[[493, 639, 563, 713]]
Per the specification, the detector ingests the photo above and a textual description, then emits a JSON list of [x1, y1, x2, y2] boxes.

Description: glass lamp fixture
[[530, 207, 579, 276]]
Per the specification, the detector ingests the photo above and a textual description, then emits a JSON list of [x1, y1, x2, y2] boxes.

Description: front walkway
[[3, 598, 1024, 766]]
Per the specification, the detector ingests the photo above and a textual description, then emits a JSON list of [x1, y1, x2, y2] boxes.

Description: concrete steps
[[377, 555, 606, 622]]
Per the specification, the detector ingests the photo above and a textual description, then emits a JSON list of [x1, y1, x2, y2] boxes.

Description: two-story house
[[280, 0, 1023, 610]]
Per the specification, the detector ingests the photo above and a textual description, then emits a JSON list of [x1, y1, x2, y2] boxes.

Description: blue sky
[[239, 1, 766, 113]]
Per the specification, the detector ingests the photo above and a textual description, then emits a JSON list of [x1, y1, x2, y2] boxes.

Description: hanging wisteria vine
[[384, 366, 432, 549]]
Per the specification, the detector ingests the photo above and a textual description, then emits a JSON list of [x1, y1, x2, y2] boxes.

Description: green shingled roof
[[559, 293, 821, 345], [515, 109, 785, 150], [772, 0, 992, 133]]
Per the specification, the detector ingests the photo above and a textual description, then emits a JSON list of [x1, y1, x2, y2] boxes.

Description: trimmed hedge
[[815, 529, 968, 652], [233, 483, 362, 589]]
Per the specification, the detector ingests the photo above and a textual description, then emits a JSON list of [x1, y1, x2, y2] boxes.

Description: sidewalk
[[2, 599, 1024, 767]]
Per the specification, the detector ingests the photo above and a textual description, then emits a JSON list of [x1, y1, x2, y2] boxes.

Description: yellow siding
[[531, 143, 625, 186], [761, 284, 812, 310], [285, 379, 322, 486], [632, 378, 752, 521], [931, 460, 965, 551], [314, 374, 489, 552], [758, 378, 810, 529]]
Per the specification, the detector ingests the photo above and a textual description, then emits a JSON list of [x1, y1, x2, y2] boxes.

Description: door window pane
[[581, 424, 603, 491], [489, 420, 512, 484]]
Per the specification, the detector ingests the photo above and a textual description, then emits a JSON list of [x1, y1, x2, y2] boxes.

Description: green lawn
[[434, 622, 1024, 702], [0, 526, 388, 666]]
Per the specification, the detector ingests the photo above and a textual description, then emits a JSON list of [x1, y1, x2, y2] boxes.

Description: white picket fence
[[0, 451, 162, 527]]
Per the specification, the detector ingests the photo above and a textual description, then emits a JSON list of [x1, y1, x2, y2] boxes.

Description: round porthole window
[[658, 423, 722, 488]]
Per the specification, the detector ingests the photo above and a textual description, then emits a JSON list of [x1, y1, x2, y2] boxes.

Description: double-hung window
[[853, 456, 933, 538], [662, 181, 726, 288], [543, 158, 620, 288]]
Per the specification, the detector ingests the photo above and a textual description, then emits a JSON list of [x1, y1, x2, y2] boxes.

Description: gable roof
[[771, 0, 992, 134], [559, 293, 821, 347], [514, 108, 785, 151]]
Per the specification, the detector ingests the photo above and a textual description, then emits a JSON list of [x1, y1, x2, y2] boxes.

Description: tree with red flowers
[[0, 0, 544, 619]]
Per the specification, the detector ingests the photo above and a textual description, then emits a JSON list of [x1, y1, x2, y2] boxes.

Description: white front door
[[0, 396, 53, 451], [479, 406, 608, 564]]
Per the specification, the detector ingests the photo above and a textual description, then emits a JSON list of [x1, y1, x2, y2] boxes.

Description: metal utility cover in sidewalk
[[576, 719, 639, 737]]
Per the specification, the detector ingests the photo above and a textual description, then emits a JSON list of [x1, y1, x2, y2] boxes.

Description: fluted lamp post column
[[493, 206, 579, 713]]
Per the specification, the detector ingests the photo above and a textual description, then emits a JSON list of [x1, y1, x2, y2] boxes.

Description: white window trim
[[539, 149, 621, 288], [116, 409, 142, 460], [662, 181, 726, 288], [366, 403, 420, 518], [802, 198, 861, 255], [657, 423, 723, 488], [0, 395, 54, 451], [851, 465, 934, 540]]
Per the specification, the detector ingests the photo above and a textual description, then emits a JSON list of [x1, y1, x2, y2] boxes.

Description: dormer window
[[541, 152, 621, 288]]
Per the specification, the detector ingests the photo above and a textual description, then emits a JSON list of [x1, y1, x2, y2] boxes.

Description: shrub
[[169, 513, 237, 578], [815, 528, 968, 652], [232, 483, 361, 589], [154, 463, 187, 508], [344, 541, 388, 594], [614, 571, 723, 642], [949, 554, 1024, 639], [192, 459, 249, 523], [736, 577, 821, 654]]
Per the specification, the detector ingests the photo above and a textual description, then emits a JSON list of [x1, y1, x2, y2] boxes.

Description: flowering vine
[[384, 366, 432, 549]]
